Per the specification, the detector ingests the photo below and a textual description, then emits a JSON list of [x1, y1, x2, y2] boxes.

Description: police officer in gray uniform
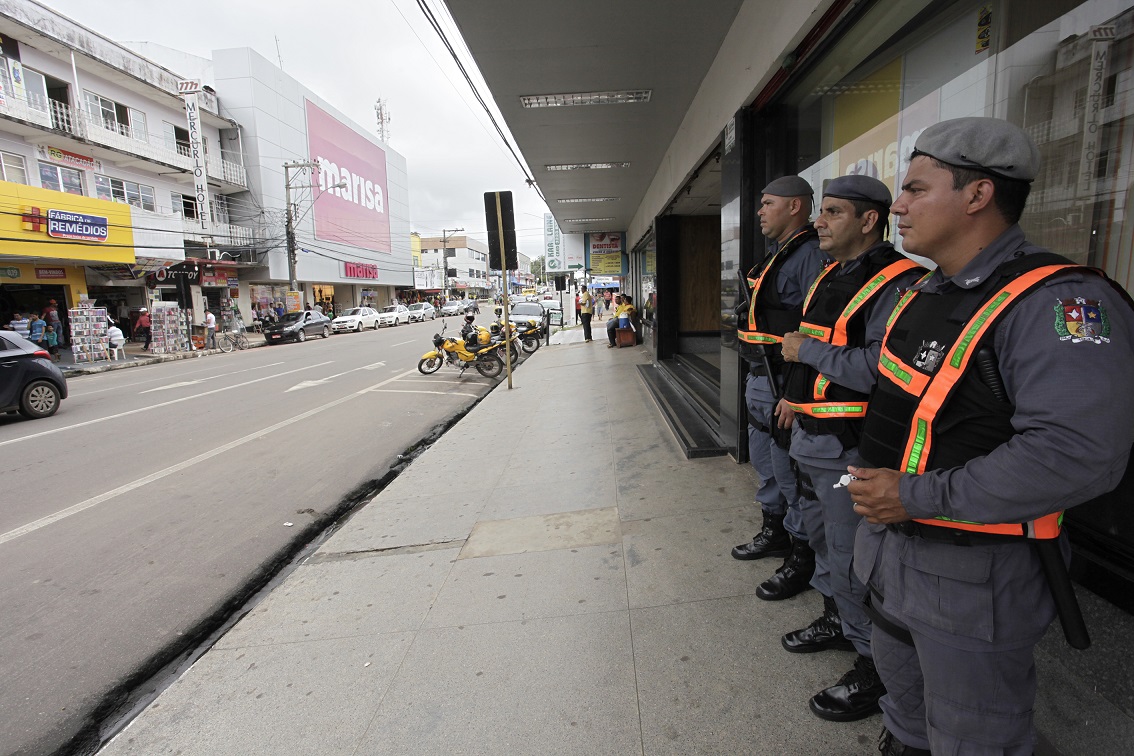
[[733, 176, 829, 602], [848, 117, 1134, 754], [778, 175, 925, 722]]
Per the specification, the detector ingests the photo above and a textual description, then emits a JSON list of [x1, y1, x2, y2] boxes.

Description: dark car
[[0, 331, 68, 419], [263, 310, 331, 344]]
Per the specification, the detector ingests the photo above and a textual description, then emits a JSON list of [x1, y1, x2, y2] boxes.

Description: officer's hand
[[846, 466, 910, 523], [773, 398, 795, 430], [781, 331, 810, 362]]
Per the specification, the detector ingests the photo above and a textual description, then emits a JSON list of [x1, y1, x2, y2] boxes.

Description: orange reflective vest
[[737, 225, 818, 349], [784, 250, 923, 423], [860, 255, 1082, 540]]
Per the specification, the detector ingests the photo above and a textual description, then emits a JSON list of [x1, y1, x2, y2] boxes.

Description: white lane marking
[[391, 340, 416, 347], [0, 368, 420, 546], [285, 361, 387, 391], [367, 389, 481, 397], [138, 363, 286, 394], [70, 361, 285, 396], [0, 361, 333, 448]]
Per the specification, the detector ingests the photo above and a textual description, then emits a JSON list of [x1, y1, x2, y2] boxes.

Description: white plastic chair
[[109, 342, 126, 360]]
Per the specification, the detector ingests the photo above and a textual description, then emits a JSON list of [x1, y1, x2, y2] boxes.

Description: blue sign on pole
[[47, 209, 109, 242]]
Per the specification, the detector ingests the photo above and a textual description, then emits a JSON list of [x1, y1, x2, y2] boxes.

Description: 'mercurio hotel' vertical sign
[[178, 79, 212, 231]]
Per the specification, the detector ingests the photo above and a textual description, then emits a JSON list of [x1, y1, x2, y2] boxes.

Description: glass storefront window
[[781, 0, 1134, 291]]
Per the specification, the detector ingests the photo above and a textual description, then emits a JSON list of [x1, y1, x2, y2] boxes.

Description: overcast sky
[[41, 0, 551, 259]]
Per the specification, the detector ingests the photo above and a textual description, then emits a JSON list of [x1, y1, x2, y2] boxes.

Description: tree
[[531, 255, 546, 281]]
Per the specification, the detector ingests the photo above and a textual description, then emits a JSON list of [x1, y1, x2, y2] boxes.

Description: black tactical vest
[[858, 251, 1075, 471], [783, 244, 921, 447]]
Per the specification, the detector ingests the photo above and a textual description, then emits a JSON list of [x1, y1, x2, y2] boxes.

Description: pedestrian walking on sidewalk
[[579, 285, 594, 342], [136, 309, 152, 351], [205, 310, 217, 350], [8, 311, 29, 338], [28, 312, 46, 348]]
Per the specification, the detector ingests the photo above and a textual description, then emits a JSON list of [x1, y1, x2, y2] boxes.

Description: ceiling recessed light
[[545, 162, 630, 171], [520, 90, 652, 108], [557, 197, 619, 204], [564, 217, 616, 223]]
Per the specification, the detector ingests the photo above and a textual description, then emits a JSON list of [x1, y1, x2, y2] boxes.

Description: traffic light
[[484, 191, 518, 270]]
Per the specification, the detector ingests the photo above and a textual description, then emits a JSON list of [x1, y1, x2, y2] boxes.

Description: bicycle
[[218, 329, 249, 352]]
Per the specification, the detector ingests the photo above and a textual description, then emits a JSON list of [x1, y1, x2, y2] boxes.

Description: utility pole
[[284, 160, 318, 296], [440, 227, 463, 300]]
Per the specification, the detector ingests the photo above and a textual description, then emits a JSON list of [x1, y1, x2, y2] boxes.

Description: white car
[[331, 307, 380, 332], [376, 304, 409, 327], [407, 302, 437, 322]]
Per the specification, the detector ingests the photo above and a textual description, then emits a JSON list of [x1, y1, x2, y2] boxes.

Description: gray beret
[[761, 175, 813, 198], [913, 117, 1040, 182], [823, 175, 891, 208]]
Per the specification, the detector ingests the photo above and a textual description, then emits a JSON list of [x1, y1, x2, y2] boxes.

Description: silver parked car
[[407, 302, 437, 322]]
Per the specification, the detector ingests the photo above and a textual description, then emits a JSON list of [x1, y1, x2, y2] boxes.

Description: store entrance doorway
[[1, 282, 69, 341]]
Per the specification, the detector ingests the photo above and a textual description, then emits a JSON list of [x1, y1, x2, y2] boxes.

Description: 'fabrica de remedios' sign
[[47, 209, 108, 242]]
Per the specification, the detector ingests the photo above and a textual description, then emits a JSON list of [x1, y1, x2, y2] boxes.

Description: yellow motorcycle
[[418, 323, 504, 377]]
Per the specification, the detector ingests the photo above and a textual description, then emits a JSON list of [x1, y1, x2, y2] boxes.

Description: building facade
[[0, 0, 245, 334], [417, 234, 490, 299]]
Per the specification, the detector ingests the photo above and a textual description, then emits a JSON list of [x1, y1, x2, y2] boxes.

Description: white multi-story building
[[0, 0, 250, 326], [418, 235, 490, 299], [0, 1, 413, 331]]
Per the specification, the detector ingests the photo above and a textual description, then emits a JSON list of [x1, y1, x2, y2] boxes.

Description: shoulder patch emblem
[[1055, 297, 1111, 344]]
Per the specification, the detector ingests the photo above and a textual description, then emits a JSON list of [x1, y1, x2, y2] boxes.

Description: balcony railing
[[37, 99, 247, 187], [180, 216, 256, 247]]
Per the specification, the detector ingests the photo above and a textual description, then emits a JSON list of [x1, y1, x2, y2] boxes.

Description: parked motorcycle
[[418, 323, 504, 378], [463, 315, 525, 363]]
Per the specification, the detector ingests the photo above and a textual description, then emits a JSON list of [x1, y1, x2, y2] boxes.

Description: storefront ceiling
[[445, 0, 741, 235]]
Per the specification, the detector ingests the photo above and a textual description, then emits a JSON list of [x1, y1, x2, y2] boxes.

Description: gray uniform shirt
[[768, 229, 827, 311], [791, 245, 925, 463], [896, 225, 1134, 524]]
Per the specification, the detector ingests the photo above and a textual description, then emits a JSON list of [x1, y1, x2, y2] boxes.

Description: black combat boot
[[809, 654, 886, 722], [877, 727, 931, 755], [755, 537, 815, 601], [782, 594, 855, 653], [731, 511, 791, 560]]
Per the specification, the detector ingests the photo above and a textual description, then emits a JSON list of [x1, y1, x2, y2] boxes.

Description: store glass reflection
[[785, 0, 1134, 292]]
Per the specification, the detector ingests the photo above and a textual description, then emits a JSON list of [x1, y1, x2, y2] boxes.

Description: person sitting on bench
[[607, 294, 635, 347]]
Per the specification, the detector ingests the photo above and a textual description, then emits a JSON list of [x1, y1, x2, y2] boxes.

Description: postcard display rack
[[149, 304, 186, 355], [68, 304, 109, 364]]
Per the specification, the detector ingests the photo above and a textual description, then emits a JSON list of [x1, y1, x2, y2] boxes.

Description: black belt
[[863, 587, 914, 646], [886, 521, 1026, 546]]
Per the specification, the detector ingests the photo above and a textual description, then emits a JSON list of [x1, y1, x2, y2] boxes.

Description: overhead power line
[[412, 0, 545, 203]]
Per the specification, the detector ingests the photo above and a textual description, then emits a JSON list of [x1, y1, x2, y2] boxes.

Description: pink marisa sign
[[305, 99, 391, 254]]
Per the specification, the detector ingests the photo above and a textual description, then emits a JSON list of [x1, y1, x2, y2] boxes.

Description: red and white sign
[[305, 99, 391, 254], [343, 262, 379, 279]]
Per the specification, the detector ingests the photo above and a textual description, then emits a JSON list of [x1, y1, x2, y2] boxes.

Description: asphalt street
[[0, 316, 505, 755]]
